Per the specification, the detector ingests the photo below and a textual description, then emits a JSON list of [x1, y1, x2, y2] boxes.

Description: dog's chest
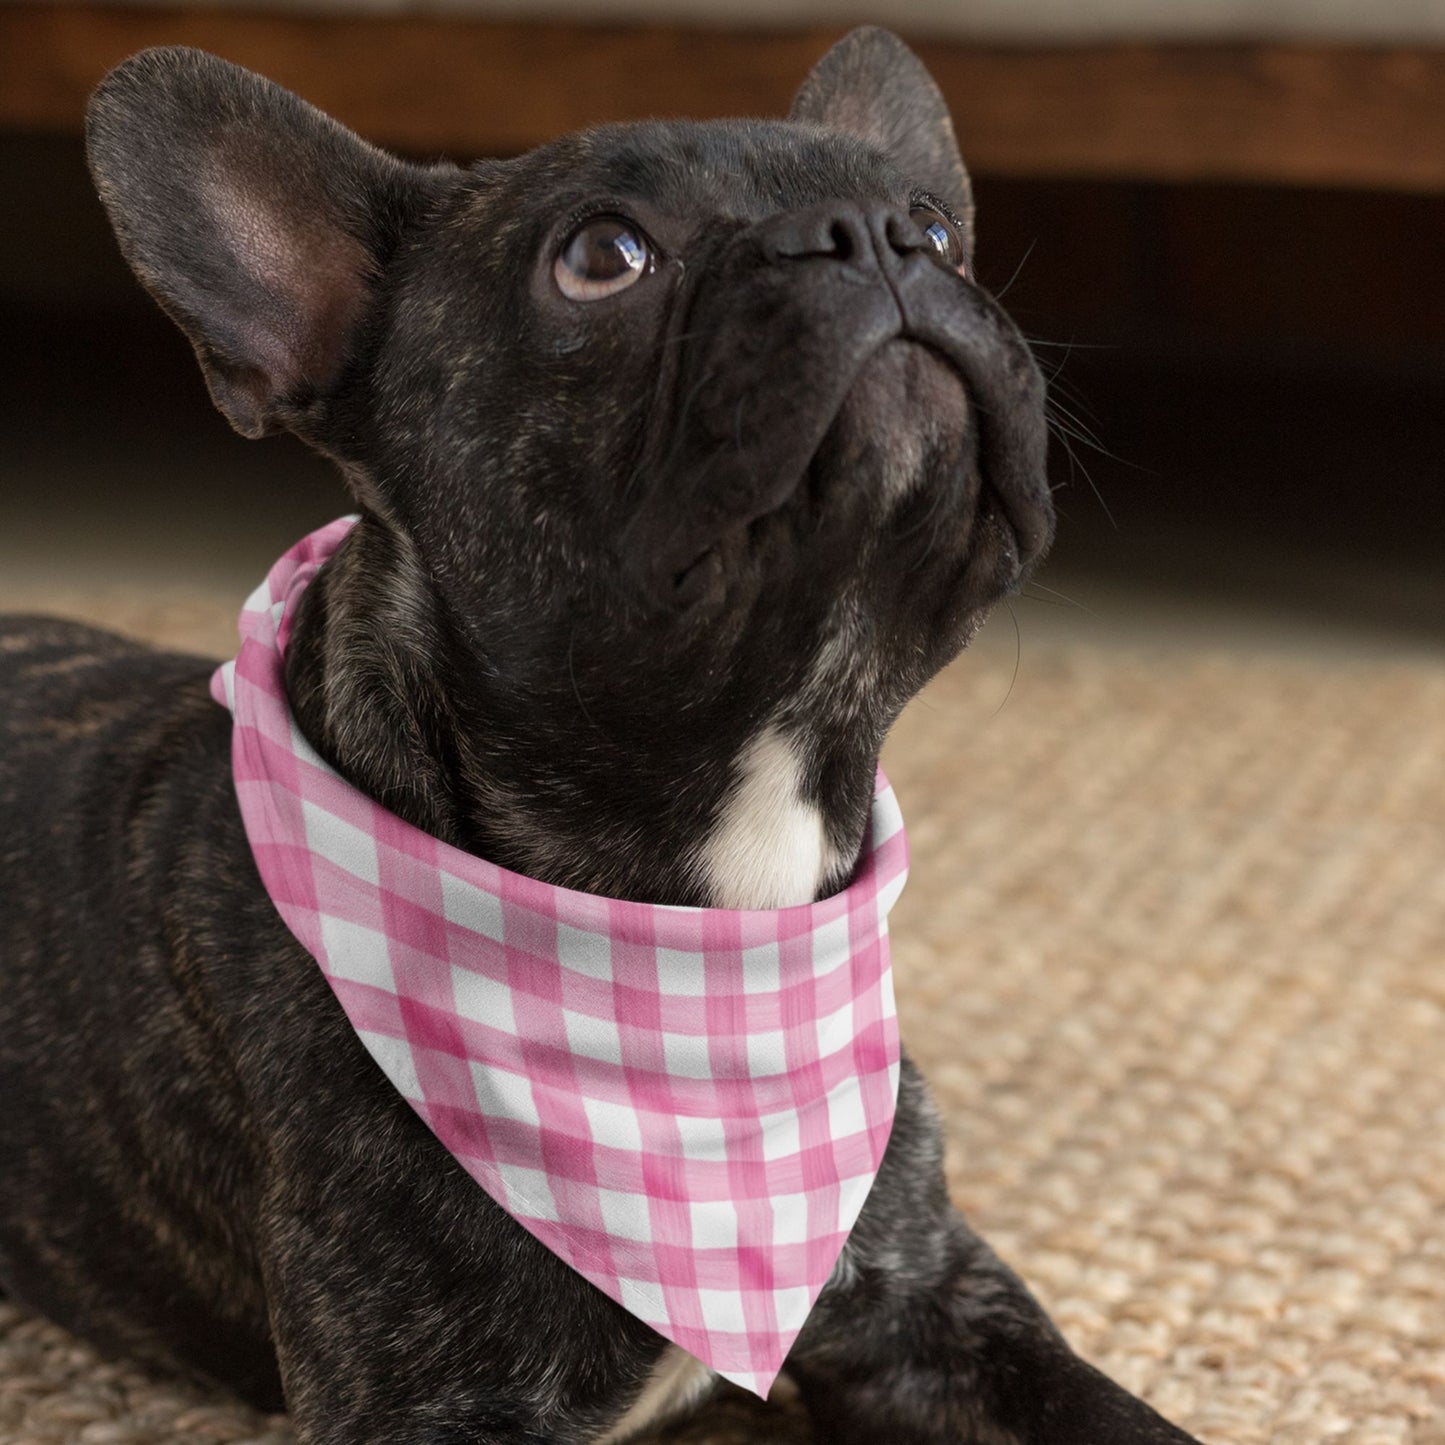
[[697, 725, 841, 908]]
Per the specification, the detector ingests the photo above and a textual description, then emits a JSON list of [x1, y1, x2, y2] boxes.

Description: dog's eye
[[555, 217, 651, 301], [910, 206, 966, 277]]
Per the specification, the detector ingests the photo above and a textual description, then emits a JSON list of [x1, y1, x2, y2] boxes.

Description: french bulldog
[[0, 28, 1203, 1445]]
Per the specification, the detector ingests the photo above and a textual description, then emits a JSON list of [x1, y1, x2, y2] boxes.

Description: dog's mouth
[[658, 431, 845, 603], [628, 326, 1052, 615]]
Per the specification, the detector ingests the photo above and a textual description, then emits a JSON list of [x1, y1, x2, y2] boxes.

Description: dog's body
[[0, 31, 1201, 1444]]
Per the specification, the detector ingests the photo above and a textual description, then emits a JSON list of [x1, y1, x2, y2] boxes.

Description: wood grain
[[1, 3, 1443, 191]]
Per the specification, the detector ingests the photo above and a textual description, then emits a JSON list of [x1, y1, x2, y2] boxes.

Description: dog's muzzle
[[619, 200, 1053, 611]]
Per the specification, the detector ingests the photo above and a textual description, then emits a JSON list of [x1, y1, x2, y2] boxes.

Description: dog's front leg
[[250, 1148, 669, 1445], [784, 1060, 1202, 1445]]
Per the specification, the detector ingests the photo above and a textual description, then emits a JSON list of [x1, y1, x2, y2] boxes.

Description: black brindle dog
[[0, 29, 1203, 1445]]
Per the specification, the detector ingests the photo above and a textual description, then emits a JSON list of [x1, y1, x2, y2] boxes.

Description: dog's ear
[[790, 27, 973, 255], [86, 47, 448, 439]]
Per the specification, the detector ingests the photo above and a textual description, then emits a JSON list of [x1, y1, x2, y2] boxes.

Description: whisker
[[1022, 579, 1087, 607], [567, 626, 604, 736], [1049, 420, 1118, 531], [990, 600, 1023, 719], [1019, 580, 1094, 614], [989, 238, 1037, 302], [1024, 335, 1116, 351]]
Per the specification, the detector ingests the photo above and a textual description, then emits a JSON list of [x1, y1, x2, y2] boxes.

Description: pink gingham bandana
[[210, 518, 908, 1397]]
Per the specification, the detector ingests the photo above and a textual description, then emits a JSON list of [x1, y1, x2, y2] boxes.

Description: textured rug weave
[[2, 583, 1443, 1445]]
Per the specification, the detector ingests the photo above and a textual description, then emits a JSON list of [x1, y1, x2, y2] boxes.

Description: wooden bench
[[2, 3, 1443, 192]]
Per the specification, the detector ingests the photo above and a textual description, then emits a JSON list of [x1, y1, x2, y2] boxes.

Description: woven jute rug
[[2, 581, 1443, 1445]]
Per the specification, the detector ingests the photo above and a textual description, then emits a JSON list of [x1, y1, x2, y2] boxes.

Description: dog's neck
[[281, 523, 884, 909]]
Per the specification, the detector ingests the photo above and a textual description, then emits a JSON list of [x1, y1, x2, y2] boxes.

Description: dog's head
[[87, 33, 1051, 902]]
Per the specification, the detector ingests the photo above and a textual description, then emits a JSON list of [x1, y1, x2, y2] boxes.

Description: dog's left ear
[[86, 47, 453, 441], [790, 27, 974, 256]]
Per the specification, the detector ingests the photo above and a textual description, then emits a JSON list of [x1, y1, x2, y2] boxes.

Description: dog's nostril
[[828, 218, 858, 260], [763, 208, 872, 265], [885, 212, 924, 257]]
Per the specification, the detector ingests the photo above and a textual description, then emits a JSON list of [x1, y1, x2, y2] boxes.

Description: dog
[[0, 29, 1203, 1445]]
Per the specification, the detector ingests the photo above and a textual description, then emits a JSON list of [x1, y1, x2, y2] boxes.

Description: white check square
[[451, 964, 516, 1034], [662, 1030, 715, 1080], [495, 1163, 559, 1222], [770, 1194, 810, 1246], [556, 921, 613, 980], [746, 1028, 788, 1077], [758, 1107, 802, 1162], [563, 1008, 624, 1064], [582, 1093, 644, 1152], [740, 942, 781, 995], [470, 1060, 539, 1127], [696, 1288, 749, 1334], [357, 1028, 422, 1102], [675, 1112, 729, 1160], [597, 1188, 654, 1243], [318, 915, 394, 989], [814, 995, 855, 1059], [438, 869, 506, 941], [654, 947, 708, 996], [303, 800, 380, 885], [773, 1285, 815, 1332], [811, 914, 851, 972], [618, 1276, 671, 1326], [825, 1076, 865, 1142], [688, 1198, 739, 1250]]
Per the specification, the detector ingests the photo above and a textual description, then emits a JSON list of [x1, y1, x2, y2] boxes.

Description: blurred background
[[0, 0, 1442, 651], [2, 10, 1445, 1445]]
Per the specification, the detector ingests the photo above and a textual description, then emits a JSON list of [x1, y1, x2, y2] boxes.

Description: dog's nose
[[759, 203, 928, 270]]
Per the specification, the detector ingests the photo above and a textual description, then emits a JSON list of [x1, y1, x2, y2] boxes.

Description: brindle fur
[[1, 30, 1201, 1445]]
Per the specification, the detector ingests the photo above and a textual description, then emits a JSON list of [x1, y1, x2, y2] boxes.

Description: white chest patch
[[698, 724, 841, 909], [593, 1346, 717, 1443]]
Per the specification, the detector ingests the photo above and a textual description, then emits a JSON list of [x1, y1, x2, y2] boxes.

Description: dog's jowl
[[0, 29, 1202, 1445]]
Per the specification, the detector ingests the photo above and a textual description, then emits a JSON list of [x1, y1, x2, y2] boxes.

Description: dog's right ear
[[791, 28, 974, 259], [86, 47, 450, 439]]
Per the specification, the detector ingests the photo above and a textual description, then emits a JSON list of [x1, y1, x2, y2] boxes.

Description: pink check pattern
[[211, 518, 909, 1397]]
